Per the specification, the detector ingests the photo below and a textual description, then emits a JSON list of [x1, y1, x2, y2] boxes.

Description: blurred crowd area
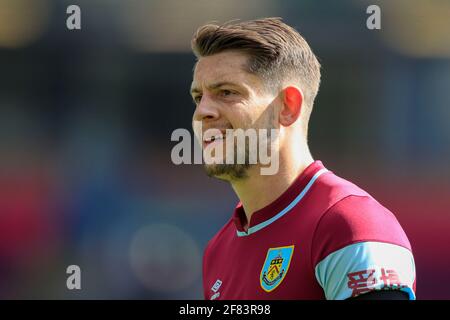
[[0, 0, 449, 299]]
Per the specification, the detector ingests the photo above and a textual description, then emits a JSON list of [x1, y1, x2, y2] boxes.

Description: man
[[190, 18, 416, 300]]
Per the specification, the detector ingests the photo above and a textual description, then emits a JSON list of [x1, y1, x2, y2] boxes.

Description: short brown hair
[[191, 17, 321, 117]]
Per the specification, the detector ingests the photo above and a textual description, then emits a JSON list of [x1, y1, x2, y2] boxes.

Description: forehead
[[192, 51, 262, 89]]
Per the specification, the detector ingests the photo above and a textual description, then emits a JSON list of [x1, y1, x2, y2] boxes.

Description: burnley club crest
[[260, 245, 294, 292]]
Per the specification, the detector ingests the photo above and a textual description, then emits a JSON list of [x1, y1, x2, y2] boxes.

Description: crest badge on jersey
[[260, 245, 295, 292]]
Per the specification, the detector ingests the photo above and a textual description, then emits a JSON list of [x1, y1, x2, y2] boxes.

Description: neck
[[230, 143, 314, 231]]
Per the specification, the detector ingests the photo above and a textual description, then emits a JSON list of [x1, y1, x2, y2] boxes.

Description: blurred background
[[0, 0, 449, 299]]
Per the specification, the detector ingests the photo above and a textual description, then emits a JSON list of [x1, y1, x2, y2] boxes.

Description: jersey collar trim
[[235, 165, 328, 237]]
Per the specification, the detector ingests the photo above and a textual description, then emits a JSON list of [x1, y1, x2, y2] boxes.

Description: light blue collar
[[236, 168, 328, 237]]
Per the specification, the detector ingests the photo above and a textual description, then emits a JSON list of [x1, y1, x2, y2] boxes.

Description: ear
[[280, 86, 303, 127]]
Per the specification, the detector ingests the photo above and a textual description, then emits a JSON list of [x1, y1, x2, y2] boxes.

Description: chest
[[204, 234, 324, 300]]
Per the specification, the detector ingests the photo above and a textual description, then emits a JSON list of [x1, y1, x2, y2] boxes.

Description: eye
[[220, 89, 236, 97], [193, 94, 202, 104]]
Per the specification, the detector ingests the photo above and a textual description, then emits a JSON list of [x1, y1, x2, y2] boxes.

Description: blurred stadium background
[[0, 0, 449, 299]]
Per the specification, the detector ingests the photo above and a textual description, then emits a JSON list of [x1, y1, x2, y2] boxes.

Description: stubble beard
[[203, 105, 277, 182], [204, 138, 251, 181]]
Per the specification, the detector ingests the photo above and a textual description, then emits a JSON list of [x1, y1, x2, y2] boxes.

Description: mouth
[[203, 130, 227, 148]]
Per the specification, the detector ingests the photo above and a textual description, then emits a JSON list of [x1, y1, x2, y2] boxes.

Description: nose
[[193, 94, 220, 122]]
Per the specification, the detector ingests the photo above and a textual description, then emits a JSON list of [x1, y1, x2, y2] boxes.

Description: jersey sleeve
[[311, 195, 416, 300]]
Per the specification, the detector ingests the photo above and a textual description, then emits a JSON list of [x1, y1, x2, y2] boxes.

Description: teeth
[[205, 135, 223, 142]]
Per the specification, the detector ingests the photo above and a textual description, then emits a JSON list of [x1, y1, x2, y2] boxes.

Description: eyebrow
[[190, 81, 240, 95]]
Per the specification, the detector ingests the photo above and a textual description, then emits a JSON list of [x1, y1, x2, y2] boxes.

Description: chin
[[204, 163, 250, 181]]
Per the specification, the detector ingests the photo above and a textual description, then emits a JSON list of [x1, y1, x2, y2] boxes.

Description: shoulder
[[306, 170, 410, 250], [312, 194, 412, 264], [309, 190, 416, 300]]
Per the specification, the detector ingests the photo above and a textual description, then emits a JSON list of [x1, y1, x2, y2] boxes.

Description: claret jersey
[[203, 161, 416, 300]]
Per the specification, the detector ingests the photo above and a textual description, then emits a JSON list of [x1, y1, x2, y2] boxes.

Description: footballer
[[190, 18, 416, 300]]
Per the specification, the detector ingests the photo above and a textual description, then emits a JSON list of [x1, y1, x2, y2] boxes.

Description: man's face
[[191, 51, 279, 181]]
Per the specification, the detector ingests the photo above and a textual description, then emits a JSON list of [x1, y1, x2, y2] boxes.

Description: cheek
[[222, 95, 274, 129], [224, 108, 253, 129], [248, 102, 276, 129]]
